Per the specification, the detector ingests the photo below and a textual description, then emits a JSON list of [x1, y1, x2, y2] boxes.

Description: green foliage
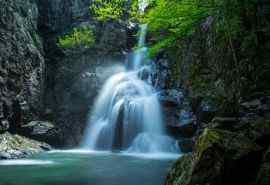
[[90, 0, 140, 21], [146, 0, 270, 114], [145, 0, 211, 53], [58, 26, 95, 49]]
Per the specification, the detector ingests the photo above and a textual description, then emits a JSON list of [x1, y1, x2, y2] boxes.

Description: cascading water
[[82, 24, 180, 154]]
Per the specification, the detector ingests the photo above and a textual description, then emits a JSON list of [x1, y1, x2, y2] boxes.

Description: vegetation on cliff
[[144, 0, 270, 115], [57, 26, 95, 49], [90, 0, 140, 21]]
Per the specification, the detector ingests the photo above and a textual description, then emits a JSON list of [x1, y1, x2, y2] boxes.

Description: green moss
[[195, 128, 262, 160], [195, 129, 224, 159], [166, 154, 192, 185]]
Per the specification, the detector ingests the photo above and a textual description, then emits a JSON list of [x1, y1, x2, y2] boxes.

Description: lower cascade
[[82, 24, 180, 154]]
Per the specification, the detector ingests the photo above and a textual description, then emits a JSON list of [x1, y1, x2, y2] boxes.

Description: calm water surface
[[0, 150, 179, 185]]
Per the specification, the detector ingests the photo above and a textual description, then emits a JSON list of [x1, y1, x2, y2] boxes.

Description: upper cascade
[[82, 24, 180, 154]]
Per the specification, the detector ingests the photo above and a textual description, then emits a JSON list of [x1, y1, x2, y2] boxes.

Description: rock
[[256, 147, 270, 185], [0, 152, 12, 159], [177, 139, 195, 153], [169, 122, 198, 139], [159, 89, 184, 107], [37, 0, 135, 146], [21, 121, 55, 135], [240, 96, 270, 118], [207, 117, 240, 130], [0, 132, 51, 159], [165, 154, 193, 185], [19, 121, 60, 145], [0, 0, 44, 129], [166, 129, 263, 185], [243, 118, 270, 148], [241, 99, 262, 109], [0, 120, 9, 133]]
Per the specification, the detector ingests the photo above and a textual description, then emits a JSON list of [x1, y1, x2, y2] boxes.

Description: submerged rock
[[0, 132, 51, 159]]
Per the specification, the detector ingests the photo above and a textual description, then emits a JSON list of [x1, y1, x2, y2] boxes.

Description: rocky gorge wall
[[0, 0, 136, 150], [37, 0, 136, 146], [154, 4, 270, 185], [0, 0, 44, 134]]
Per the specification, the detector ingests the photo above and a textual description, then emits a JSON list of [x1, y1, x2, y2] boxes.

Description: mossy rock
[[165, 154, 193, 185], [166, 129, 263, 185]]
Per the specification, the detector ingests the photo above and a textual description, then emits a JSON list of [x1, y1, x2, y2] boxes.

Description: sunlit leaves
[[58, 26, 95, 49], [145, 0, 210, 54]]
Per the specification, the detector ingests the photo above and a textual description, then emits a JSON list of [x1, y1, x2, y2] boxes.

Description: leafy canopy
[[90, 0, 140, 21], [58, 26, 95, 49], [144, 0, 211, 54]]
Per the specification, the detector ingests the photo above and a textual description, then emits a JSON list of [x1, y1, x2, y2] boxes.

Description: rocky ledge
[[166, 117, 270, 185], [0, 132, 51, 160]]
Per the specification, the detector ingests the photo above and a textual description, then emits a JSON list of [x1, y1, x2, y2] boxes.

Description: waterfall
[[82, 24, 179, 154]]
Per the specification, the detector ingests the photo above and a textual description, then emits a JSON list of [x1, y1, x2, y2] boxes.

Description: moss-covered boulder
[[208, 117, 270, 147], [165, 154, 193, 185], [166, 129, 262, 185], [0, 132, 51, 159]]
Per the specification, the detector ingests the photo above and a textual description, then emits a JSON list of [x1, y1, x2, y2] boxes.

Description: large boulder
[[166, 129, 263, 185], [207, 117, 270, 148], [0, 132, 51, 159]]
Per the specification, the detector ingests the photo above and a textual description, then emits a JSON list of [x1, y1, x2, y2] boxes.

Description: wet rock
[[0, 132, 51, 159], [166, 129, 263, 185], [159, 89, 184, 107]]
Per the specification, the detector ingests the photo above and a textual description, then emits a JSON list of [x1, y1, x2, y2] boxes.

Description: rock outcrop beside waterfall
[[37, 0, 136, 146], [0, 0, 136, 153], [0, 0, 53, 158], [157, 13, 270, 185], [0, 0, 44, 133], [0, 132, 51, 159]]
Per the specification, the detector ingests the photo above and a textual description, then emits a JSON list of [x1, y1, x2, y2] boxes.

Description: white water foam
[[0, 160, 55, 166]]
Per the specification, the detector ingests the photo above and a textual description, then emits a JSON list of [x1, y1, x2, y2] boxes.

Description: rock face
[[0, 132, 51, 159], [37, 0, 135, 146], [166, 117, 270, 185], [0, 0, 44, 133], [19, 121, 59, 145]]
